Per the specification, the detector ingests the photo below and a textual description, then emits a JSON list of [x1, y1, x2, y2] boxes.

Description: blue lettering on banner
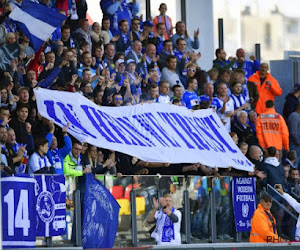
[[144, 113, 181, 148], [116, 117, 155, 147], [101, 112, 146, 146], [193, 117, 226, 152], [44, 100, 63, 124], [133, 114, 170, 147], [232, 177, 256, 232], [80, 105, 122, 143], [56, 102, 96, 138], [158, 112, 195, 149], [44, 101, 96, 138], [205, 115, 238, 153], [170, 113, 208, 150]]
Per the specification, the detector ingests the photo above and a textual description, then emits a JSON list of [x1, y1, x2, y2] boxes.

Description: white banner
[[34, 88, 254, 171]]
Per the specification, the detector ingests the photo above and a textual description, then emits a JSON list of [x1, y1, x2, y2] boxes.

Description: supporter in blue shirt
[[100, 0, 139, 36], [230, 81, 249, 113], [46, 122, 72, 175], [182, 78, 199, 109], [115, 19, 132, 53], [232, 48, 260, 81], [199, 82, 219, 110]]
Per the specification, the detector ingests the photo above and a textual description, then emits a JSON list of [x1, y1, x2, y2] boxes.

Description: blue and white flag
[[82, 174, 120, 249], [35, 175, 66, 237], [232, 177, 256, 232], [1, 176, 36, 248], [9, 0, 66, 51]]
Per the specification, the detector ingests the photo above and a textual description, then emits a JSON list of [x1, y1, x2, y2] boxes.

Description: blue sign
[[1, 176, 36, 248], [232, 177, 256, 232], [35, 175, 66, 237], [82, 174, 120, 249]]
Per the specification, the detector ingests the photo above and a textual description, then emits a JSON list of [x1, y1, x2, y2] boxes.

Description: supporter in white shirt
[[215, 83, 235, 132], [156, 81, 171, 103], [147, 194, 181, 245], [28, 137, 53, 174]]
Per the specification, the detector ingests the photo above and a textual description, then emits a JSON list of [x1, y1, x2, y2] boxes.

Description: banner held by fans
[[34, 88, 254, 171], [82, 174, 120, 248], [232, 177, 256, 232], [1, 176, 36, 248], [35, 175, 66, 237]]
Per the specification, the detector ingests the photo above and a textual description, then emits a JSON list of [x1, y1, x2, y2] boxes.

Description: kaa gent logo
[[36, 191, 55, 223]]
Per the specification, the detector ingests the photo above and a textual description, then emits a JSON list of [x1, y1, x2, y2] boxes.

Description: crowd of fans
[[0, 0, 299, 195]]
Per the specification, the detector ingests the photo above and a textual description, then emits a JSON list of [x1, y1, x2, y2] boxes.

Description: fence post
[[255, 43, 261, 62], [210, 188, 217, 243], [218, 18, 224, 49], [130, 189, 138, 247], [74, 190, 82, 247], [183, 190, 191, 244]]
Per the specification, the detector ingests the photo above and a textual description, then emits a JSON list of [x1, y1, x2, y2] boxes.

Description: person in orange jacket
[[250, 192, 283, 243], [248, 63, 282, 115], [256, 100, 289, 151]]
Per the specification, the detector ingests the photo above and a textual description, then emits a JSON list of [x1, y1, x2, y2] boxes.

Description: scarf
[[51, 148, 62, 170], [174, 48, 189, 75], [158, 15, 171, 36], [70, 152, 82, 170], [11, 142, 28, 173], [162, 207, 175, 242]]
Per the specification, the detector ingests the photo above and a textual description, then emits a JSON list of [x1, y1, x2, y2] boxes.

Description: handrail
[[267, 184, 298, 221]]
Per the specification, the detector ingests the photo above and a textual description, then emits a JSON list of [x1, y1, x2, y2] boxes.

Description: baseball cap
[[143, 20, 153, 27], [293, 83, 300, 92], [116, 59, 125, 65], [126, 59, 135, 66]]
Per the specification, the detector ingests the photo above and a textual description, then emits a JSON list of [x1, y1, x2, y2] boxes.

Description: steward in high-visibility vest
[[250, 192, 283, 243], [256, 100, 289, 151], [248, 63, 282, 115]]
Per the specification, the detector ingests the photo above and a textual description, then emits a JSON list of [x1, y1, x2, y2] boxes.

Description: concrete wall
[[186, 0, 215, 71], [270, 59, 300, 114]]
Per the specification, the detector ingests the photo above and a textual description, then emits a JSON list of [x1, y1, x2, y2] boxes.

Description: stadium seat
[[117, 198, 130, 215], [135, 196, 146, 215], [110, 185, 124, 199], [124, 184, 140, 199]]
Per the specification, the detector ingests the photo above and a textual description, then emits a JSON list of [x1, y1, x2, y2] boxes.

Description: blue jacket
[[100, 0, 139, 36], [45, 133, 72, 174]]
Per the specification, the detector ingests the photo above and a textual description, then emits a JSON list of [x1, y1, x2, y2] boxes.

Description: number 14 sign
[[1, 176, 36, 248]]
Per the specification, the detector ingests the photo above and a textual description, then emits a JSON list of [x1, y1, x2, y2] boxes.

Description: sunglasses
[[114, 97, 122, 101], [188, 68, 196, 72]]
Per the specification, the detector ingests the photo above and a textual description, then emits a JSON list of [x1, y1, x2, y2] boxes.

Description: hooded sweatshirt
[[263, 157, 285, 188]]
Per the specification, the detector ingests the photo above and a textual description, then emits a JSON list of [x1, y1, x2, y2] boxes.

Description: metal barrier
[[5, 174, 300, 248]]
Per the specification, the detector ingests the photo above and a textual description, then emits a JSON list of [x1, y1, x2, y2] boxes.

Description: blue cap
[[143, 20, 153, 27], [293, 83, 300, 92]]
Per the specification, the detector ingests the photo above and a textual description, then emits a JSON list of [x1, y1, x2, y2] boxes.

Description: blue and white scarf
[[158, 15, 171, 36], [51, 148, 62, 170], [162, 207, 175, 242]]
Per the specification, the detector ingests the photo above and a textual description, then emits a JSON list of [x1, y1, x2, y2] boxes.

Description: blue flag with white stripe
[[82, 174, 120, 249], [1, 176, 36, 248], [35, 175, 66, 237], [8, 0, 66, 51]]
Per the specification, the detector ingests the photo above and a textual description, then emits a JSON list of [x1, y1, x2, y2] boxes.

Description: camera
[[274, 184, 280, 189]]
